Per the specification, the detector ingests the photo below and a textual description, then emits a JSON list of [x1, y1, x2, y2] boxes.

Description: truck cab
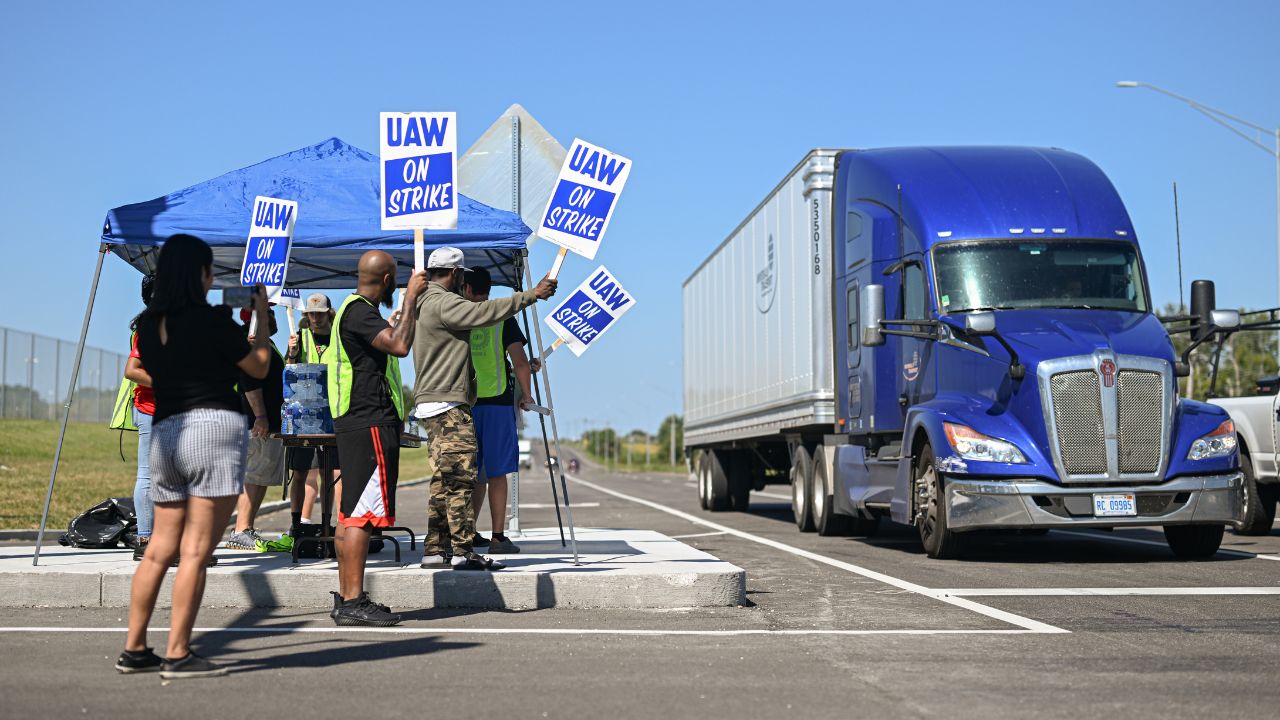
[[833, 147, 1243, 558]]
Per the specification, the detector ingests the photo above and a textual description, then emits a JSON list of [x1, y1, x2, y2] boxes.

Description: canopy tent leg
[[516, 262, 565, 546], [522, 257, 579, 565], [34, 243, 110, 566]]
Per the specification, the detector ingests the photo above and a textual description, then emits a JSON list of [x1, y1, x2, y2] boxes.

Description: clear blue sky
[[1, 1, 1277, 436]]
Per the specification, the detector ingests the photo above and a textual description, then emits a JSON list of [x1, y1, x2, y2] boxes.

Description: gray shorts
[[150, 408, 248, 503]]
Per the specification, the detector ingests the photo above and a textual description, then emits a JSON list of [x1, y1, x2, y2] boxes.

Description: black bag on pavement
[[58, 497, 137, 549]]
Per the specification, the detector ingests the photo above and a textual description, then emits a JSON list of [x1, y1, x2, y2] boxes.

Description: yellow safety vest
[[298, 328, 329, 364], [326, 294, 404, 420], [470, 322, 507, 399]]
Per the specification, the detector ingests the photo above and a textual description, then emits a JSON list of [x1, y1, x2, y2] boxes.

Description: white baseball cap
[[304, 293, 332, 313], [427, 247, 469, 270]]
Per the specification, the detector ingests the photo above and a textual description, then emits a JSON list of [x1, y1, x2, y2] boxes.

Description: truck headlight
[[1187, 420, 1237, 461], [943, 422, 1027, 464]]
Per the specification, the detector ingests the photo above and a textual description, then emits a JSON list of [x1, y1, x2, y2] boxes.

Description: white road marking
[[753, 491, 792, 501], [939, 587, 1280, 597], [565, 475, 1068, 634], [0, 626, 1042, 637], [670, 531, 729, 539], [521, 502, 600, 509], [1054, 529, 1280, 562]]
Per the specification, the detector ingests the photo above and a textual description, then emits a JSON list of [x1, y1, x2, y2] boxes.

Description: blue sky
[[1, 1, 1278, 436]]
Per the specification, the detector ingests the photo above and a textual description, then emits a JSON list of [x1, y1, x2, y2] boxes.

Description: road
[[3, 445, 1279, 719]]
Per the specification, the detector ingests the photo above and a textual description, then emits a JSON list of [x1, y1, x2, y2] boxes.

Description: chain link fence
[[0, 326, 126, 423]]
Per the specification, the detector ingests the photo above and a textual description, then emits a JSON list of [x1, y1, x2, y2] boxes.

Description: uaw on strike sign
[[241, 196, 297, 301], [380, 112, 458, 230], [546, 266, 636, 356], [537, 139, 631, 260]]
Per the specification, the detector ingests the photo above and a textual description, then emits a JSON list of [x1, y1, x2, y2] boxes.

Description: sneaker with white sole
[[115, 648, 162, 674], [225, 529, 260, 550]]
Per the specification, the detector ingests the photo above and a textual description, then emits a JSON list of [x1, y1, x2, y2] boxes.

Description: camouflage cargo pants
[[423, 405, 478, 556]]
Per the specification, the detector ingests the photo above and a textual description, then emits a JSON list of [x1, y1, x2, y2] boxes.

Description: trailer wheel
[[791, 447, 815, 532], [914, 444, 964, 559], [1235, 454, 1277, 535], [1163, 524, 1225, 560], [706, 450, 731, 512], [695, 452, 709, 510]]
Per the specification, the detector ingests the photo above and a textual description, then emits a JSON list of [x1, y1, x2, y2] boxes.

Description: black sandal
[[451, 553, 505, 571]]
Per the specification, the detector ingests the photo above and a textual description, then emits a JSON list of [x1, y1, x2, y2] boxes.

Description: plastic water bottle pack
[[281, 363, 334, 435]]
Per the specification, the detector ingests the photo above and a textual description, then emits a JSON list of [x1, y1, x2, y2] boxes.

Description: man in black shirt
[[327, 250, 426, 626], [227, 312, 286, 550]]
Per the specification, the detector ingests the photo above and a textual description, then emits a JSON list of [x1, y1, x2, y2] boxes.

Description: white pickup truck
[[1210, 378, 1280, 534]]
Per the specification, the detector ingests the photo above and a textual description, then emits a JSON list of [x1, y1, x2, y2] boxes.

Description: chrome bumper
[[945, 473, 1243, 531]]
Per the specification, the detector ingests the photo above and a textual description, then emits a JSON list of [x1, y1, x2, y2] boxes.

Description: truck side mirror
[[1190, 279, 1216, 342], [1210, 309, 1240, 330], [964, 311, 996, 335], [861, 284, 886, 347]]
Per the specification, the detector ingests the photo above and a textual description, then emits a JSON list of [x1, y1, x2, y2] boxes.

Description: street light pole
[[1117, 81, 1280, 308]]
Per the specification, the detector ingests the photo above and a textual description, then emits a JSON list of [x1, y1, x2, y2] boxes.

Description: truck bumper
[[944, 473, 1243, 531]]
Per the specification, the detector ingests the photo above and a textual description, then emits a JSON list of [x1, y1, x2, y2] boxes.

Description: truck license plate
[[1093, 493, 1137, 517]]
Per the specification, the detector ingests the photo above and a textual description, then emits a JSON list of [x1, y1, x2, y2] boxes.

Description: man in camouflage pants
[[411, 248, 557, 571]]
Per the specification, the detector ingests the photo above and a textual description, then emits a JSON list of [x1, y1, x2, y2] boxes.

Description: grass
[[568, 440, 686, 475], [0, 419, 434, 530]]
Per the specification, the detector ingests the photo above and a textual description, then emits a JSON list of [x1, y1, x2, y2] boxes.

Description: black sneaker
[[451, 552, 506, 571], [489, 535, 520, 554], [420, 549, 452, 568], [333, 596, 402, 627], [115, 648, 162, 674], [473, 534, 490, 548], [159, 651, 227, 679], [330, 591, 390, 618]]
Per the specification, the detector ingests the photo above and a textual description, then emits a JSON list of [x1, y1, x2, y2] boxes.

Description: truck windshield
[[932, 240, 1148, 314]]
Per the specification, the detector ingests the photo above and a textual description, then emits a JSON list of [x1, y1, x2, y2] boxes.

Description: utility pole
[[669, 416, 676, 466]]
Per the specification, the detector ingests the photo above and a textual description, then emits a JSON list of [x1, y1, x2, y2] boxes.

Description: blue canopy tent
[[102, 137, 532, 289], [32, 137, 562, 565]]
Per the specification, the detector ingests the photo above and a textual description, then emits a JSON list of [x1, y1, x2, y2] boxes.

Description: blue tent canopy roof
[[103, 137, 532, 288]]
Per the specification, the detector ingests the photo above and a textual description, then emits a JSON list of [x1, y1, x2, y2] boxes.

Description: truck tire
[[728, 452, 751, 512], [1236, 454, 1277, 535], [791, 447, 815, 532], [812, 447, 852, 536], [696, 452, 709, 510], [1163, 524, 1225, 560], [707, 450, 731, 512], [914, 444, 964, 559]]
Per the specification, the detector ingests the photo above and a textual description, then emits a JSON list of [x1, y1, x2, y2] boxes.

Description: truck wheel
[[813, 447, 852, 536], [914, 444, 964, 559], [728, 452, 751, 512], [791, 447, 815, 532], [696, 452, 709, 510], [707, 450, 731, 512], [1236, 454, 1277, 535], [1163, 524, 1225, 560]]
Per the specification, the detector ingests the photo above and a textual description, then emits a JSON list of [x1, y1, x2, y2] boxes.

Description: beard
[[380, 282, 395, 308]]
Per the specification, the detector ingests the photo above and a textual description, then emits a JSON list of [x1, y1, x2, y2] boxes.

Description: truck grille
[[1116, 370, 1164, 474], [1043, 356, 1170, 482], [1050, 371, 1106, 475]]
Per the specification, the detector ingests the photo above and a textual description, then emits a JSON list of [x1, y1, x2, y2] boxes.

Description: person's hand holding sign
[[287, 333, 299, 359], [533, 274, 558, 300]]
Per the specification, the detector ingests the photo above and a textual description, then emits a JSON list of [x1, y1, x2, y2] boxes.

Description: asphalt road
[[3, 445, 1279, 719]]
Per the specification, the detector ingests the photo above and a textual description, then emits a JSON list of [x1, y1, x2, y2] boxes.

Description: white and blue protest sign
[[380, 111, 458, 231], [276, 287, 305, 310], [240, 196, 297, 302], [545, 266, 636, 356], [537, 139, 631, 260]]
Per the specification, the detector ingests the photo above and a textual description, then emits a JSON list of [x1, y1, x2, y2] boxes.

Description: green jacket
[[413, 281, 537, 406]]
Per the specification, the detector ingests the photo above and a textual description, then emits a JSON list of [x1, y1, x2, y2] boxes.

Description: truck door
[[896, 258, 935, 425], [844, 211, 868, 424]]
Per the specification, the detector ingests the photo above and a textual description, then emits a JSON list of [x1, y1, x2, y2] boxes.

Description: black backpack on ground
[[58, 497, 138, 549]]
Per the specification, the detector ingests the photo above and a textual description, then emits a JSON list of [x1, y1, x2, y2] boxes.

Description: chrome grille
[[1116, 370, 1164, 474], [1050, 371, 1106, 475]]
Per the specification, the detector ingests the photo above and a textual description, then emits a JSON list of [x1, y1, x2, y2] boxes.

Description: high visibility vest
[[298, 328, 329, 364], [470, 322, 507, 399], [327, 294, 404, 420], [109, 332, 138, 431]]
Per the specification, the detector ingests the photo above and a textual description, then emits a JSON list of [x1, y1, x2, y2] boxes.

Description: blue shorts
[[473, 403, 518, 481]]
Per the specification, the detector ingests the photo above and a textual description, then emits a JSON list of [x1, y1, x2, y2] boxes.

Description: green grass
[[0, 419, 435, 530], [568, 440, 686, 475]]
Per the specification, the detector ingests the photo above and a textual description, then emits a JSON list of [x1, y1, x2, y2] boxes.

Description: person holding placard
[[462, 267, 536, 555], [326, 250, 426, 626], [412, 248, 557, 570]]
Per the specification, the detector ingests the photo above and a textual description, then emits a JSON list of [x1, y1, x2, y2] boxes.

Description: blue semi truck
[[682, 146, 1244, 559]]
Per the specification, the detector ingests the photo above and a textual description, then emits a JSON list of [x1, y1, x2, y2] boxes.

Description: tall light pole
[[1117, 81, 1280, 308]]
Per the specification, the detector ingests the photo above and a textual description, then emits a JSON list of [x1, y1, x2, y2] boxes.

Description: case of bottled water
[[281, 363, 334, 435]]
